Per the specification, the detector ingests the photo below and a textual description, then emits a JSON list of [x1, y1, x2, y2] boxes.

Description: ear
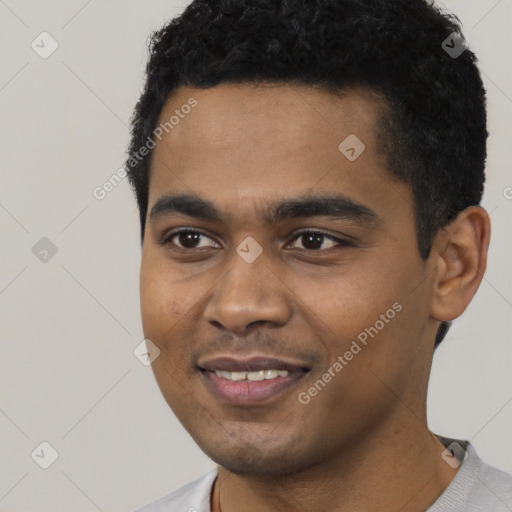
[[430, 206, 490, 322]]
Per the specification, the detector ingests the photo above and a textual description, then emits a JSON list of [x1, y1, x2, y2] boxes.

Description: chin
[[195, 432, 314, 476], [209, 451, 303, 476]]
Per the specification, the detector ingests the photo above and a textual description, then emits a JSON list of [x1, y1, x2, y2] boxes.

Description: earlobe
[[430, 206, 490, 322]]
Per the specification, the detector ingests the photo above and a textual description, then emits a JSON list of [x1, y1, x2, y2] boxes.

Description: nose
[[203, 249, 292, 334]]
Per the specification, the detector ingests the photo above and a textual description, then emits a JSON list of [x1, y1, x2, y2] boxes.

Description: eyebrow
[[149, 193, 380, 226]]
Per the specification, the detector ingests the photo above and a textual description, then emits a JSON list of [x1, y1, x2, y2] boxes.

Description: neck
[[211, 418, 459, 512]]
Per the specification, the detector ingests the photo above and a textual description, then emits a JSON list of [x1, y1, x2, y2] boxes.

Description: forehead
[[153, 82, 386, 158], [147, 83, 406, 224]]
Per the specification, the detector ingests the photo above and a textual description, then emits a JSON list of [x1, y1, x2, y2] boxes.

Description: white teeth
[[247, 370, 265, 381], [214, 369, 289, 381]]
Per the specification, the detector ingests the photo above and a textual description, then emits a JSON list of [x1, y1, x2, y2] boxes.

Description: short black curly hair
[[126, 0, 488, 347]]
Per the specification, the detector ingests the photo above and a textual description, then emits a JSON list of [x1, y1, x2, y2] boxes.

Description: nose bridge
[[204, 245, 291, 332]]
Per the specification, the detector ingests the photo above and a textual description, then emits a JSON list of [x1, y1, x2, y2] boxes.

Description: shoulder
[[469, 455, 512, 511], [134, 469, 218, 512], [429, 436, 512, 512]]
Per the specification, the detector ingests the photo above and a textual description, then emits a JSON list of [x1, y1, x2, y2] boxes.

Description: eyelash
[[160, 228, 354, 252]]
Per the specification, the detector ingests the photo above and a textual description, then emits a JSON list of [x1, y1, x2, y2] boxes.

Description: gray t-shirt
[[135, 436, 512, 511]]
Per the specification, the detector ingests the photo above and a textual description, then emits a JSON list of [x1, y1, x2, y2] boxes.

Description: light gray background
[[0, 0, 510, 510]]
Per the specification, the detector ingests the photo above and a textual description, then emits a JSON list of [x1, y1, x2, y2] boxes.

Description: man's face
[[140, 83, 438, 474]]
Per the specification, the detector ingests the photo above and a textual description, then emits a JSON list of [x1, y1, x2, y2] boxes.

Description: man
[[127, 0, 512, 510]]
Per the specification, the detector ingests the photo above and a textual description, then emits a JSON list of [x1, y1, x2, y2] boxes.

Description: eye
[[161, 229, 220, 250], [160, 228, 354, 252], [287, 230, 353, 251]]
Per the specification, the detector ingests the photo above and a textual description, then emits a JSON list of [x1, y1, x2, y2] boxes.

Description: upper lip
[[197, 355, 311, 373]]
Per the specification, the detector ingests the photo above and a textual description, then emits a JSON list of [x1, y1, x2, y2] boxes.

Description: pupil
[[303, 233, 323, 250], [180, 232, 200, 248]]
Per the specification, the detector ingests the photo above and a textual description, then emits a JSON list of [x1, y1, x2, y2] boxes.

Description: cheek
[[140, 255, 184, 332], [295, 254, 425, 385], [296, 263, 404, 343], [140, 272, 189, 380], [141, 289, 183, 334]]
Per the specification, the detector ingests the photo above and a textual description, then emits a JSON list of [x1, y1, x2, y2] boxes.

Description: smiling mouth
[[212, 369, 290, 381], [197, 356, 311, 404]]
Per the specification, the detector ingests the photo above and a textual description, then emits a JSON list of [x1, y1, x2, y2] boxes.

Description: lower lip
[[200, 370, 307, 405]]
